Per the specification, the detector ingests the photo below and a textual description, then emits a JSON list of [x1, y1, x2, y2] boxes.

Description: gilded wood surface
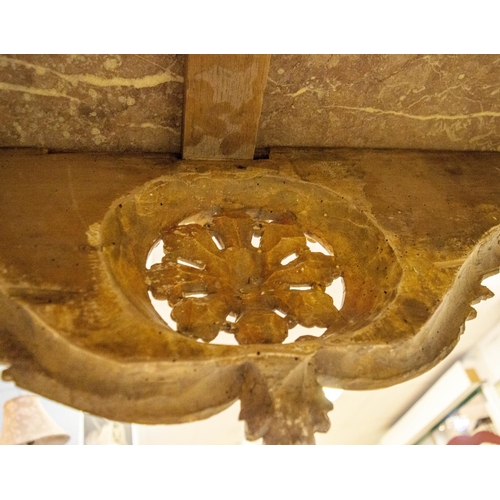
[[0, 148, 499, 444]]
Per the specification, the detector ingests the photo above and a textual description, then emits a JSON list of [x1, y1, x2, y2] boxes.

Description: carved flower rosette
[[146, 210, 343, 345]]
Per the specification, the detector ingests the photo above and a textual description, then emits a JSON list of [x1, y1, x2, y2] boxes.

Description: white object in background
[[0, 395, 70, 445], [480, 382, 500, 435], [242, 438, 263, 445], [379, 361, 480, 445], [475, 324, 500, 384], [86, 419, 128, 445], [323, 388, 344, 403]]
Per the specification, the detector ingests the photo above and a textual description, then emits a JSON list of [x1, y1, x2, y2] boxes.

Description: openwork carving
[[0, 149, 499, 444], [102, 172, 403, 349], [146, 210, 340, 344]]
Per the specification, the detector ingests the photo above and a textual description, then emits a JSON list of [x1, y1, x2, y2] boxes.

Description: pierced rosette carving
[[146, 210, 342, 344]]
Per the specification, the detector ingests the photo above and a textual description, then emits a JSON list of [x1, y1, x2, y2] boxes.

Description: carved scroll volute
[[0, 149, 499, 444]]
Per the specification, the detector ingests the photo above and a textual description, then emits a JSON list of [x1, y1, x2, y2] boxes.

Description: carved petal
[[235, 310, 288, 344], [208, 212, 256, 250], [161, 223, 221, 256], [275, 287, 338, 328], [260, 222, 306, 252], [264, 235, 308, 270], [161, 225, 230, 278], [146, 262, 219, 303], [266, 251, 340, 287], [171, 296, 232, 342]]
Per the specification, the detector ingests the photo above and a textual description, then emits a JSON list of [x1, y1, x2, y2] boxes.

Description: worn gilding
[[0, 148, 499, 444]]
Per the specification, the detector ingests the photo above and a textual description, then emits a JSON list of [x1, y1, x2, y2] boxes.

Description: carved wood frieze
[[0, 148, 499, 444]]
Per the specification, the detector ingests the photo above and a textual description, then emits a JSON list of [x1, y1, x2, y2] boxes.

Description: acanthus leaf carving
[[239, 360, 333, 445]]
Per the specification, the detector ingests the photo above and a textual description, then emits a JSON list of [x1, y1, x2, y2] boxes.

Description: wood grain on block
[[182, 55, 270, 160]]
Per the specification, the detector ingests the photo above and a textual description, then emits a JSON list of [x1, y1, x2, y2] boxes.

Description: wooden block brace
[[182, 55, 270, 160]]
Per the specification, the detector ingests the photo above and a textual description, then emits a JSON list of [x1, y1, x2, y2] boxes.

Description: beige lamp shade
[[0, 395, 70, 445]]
